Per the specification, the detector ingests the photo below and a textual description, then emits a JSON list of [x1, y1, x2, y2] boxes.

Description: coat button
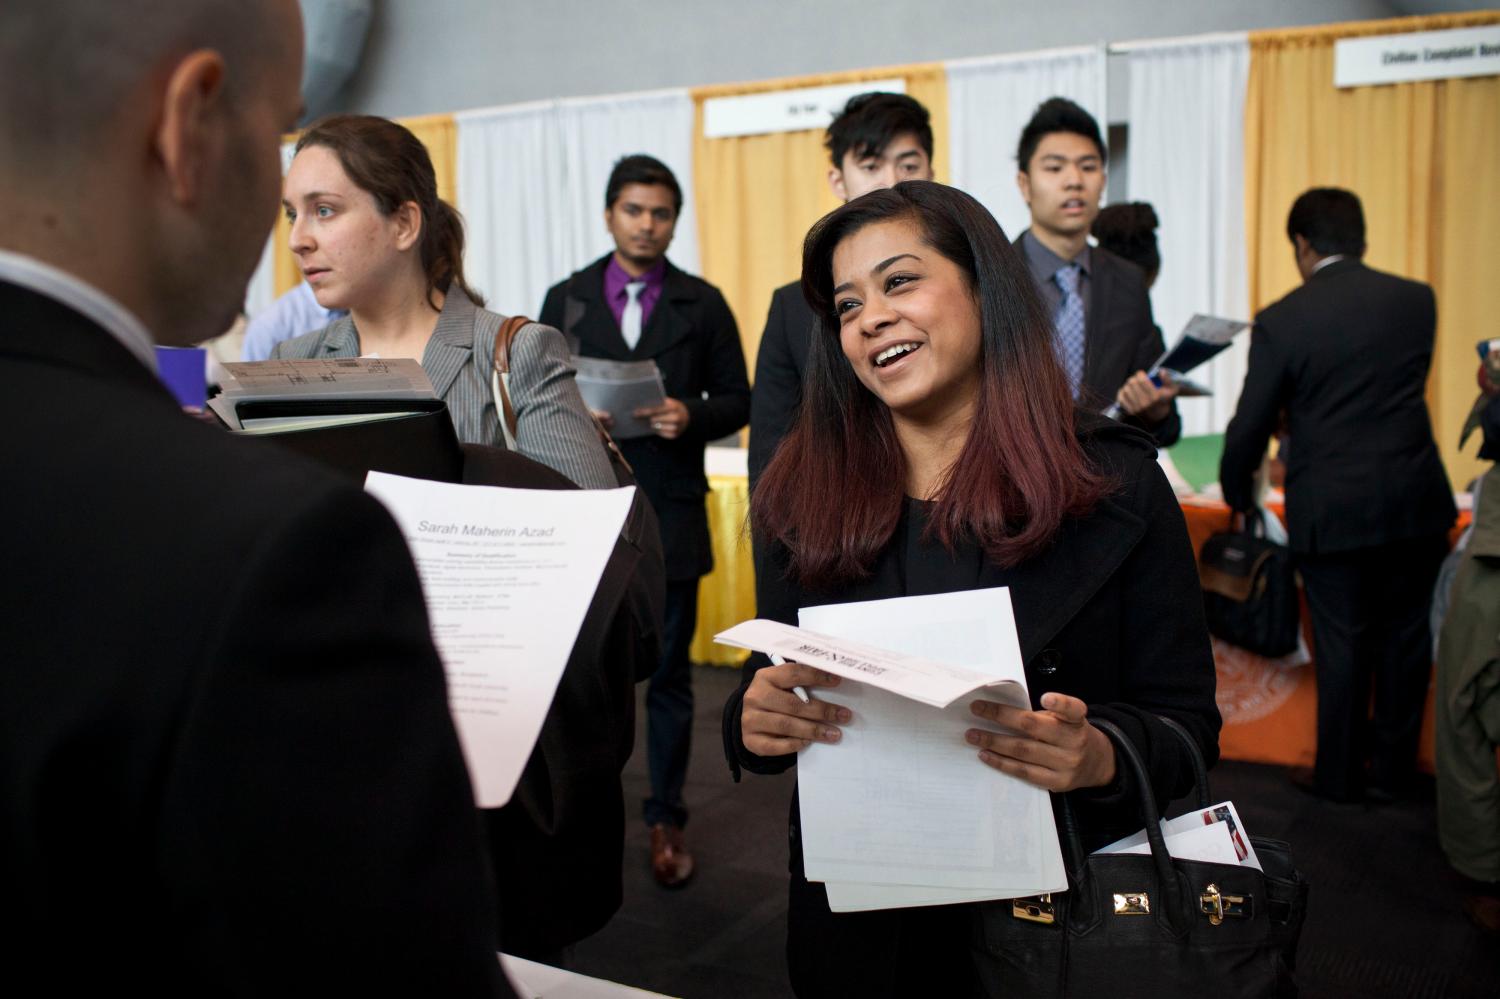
[[1037, 649, 1062, 675]]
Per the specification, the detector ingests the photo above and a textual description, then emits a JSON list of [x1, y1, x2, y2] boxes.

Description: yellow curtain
[[1244, 12, 1500, 491], [272, 113, 459, 296], [691, 64, 951, 377]]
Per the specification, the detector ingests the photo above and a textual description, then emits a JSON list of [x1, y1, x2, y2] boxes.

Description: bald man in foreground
[[0, 2, 515, 993]]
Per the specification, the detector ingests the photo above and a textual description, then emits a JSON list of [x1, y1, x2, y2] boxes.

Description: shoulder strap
[[489, 315, 530, 447]]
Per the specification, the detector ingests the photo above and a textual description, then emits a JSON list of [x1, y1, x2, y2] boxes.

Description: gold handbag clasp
[[1011, 893, 1055, 924], [1113, 892, 1151, 915], [1199, 883, 1251, 925]]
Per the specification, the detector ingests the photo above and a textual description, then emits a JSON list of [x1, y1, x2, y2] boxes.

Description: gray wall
[[333, 0, 1425, 118], [325, 0, 1469, 119]]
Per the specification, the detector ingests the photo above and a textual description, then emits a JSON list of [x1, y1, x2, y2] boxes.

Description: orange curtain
[[272, 113, 458, 296], [1244, 11, 1500, 490], [690, 64, 950, 377]]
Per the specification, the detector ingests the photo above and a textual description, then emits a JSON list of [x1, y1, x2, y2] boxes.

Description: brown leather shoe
[[650, 823, 694, 889], [1463, 894, 1500, 936]]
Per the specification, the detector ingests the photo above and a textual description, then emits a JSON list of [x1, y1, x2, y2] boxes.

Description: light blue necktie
[[1053, 263, 1086, 398]]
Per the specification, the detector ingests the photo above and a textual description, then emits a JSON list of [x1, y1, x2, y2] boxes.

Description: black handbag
[[971, 717, 1308, 998], [1198, 509, 1301, 657]]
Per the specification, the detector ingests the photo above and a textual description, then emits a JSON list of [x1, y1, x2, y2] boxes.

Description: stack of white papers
[[717, 588, 1066, 912], [1094, 800, 1263, 872]]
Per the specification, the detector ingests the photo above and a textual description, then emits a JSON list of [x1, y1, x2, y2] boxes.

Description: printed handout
[[365, 472, 635, 808]]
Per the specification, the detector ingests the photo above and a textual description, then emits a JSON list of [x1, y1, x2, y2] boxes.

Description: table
[[689, 455, 1472, 769]]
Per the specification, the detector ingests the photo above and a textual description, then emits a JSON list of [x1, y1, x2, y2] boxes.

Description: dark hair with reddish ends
[[606, 154, 683, 215], [1286, 187, 1366, 257], [296, 114, 484, 310], [1016, 96, 1107, 172], [1093, 202, 1161, 285], [825, 92, 934, 169], [753, 181, 1109, 588]]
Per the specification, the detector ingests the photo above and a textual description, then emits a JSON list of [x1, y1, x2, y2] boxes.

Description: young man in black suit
[[1221, 187, 1456, 803], [540, 156, 750, 887], [748, 92, 935, 490], [1014, 97, 1181, 447], [0, 1, 514, 995]]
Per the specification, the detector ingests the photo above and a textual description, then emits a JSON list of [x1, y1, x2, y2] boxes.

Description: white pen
[[770, 654, 812, 704]]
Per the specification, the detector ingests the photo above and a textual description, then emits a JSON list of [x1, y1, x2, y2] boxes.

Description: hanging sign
[[1335, 25, 1500, 88], [703, 78, 906, 139]]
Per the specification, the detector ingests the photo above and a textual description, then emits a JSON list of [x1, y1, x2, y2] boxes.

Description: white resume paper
[[365, 472, 635, 808], [718, 589, 1066, 911]]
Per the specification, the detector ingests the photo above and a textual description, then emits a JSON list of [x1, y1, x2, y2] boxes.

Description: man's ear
[[154, 50, 228, 206], [827, 167, 848, 203], [1016, 169, 1032, 206], [393, 200, 423, 251]]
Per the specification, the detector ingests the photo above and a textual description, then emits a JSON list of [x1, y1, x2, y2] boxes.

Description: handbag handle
[[1088, 719, 1176, 892], [489, 315, 529, 450], [1155, 715, 1211, 810], [1056, 719, 1190, 937]]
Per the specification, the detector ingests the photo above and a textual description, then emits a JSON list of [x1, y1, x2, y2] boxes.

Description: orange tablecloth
[[1181, 499, 1471, 771]]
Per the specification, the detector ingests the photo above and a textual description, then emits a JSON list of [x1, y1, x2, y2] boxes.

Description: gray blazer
[[273, 288, 617, 490]]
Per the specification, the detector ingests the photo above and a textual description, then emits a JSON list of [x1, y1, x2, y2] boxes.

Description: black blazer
[[726, 417, 1219, 824], [748, 279, 816, 491], [1220, 259, 1456, 554], [1015, 233, 1181, 448], [0, 282, 512, 996], [541, 254, 750, 581], [722, 418, 1219, 988]]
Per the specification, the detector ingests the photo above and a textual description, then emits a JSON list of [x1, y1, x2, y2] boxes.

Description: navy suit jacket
[[1016, 232, 1181, 448]]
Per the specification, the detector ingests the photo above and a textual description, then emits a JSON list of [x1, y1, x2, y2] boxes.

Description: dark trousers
[[643, 579, 698, 828], [1298, 533, 1448, 800]]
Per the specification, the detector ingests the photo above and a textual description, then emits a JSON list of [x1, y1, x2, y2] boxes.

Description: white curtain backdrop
[[945, 46, 1108, 242], [1124, 34, 1250, 438], [457, 89, 696, 320]]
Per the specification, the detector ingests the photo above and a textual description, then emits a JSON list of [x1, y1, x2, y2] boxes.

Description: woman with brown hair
[[273, 114, 615, 489], [723, 181, 1219, 996]]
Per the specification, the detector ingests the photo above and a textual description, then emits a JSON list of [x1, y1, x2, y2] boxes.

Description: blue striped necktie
[[1053, 263, 1086, 398]]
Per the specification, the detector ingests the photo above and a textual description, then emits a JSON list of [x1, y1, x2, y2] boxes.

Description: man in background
[[748, 91, 935, 489], [1221, 187, 1455, 804], [1014, 97, 1180, 447], [0, 1, 513, 993], [541, 156, 750, 888]]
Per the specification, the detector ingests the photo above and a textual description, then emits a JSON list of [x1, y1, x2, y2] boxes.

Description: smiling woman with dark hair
[[724, 181, 1220, 997]]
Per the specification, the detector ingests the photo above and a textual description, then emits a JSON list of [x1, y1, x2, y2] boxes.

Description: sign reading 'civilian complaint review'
[[1335, 25, 1500, 89]]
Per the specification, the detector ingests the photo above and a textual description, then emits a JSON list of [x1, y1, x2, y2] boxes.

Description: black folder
[[246, 401, 464, 485]]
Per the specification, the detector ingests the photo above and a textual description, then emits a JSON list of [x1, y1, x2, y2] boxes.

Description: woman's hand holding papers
[[742, 660, 851, 756], [965, 693, 1118, 791]]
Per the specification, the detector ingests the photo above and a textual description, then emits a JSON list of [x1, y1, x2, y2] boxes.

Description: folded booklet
[[715, 617, 1025, 708]]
